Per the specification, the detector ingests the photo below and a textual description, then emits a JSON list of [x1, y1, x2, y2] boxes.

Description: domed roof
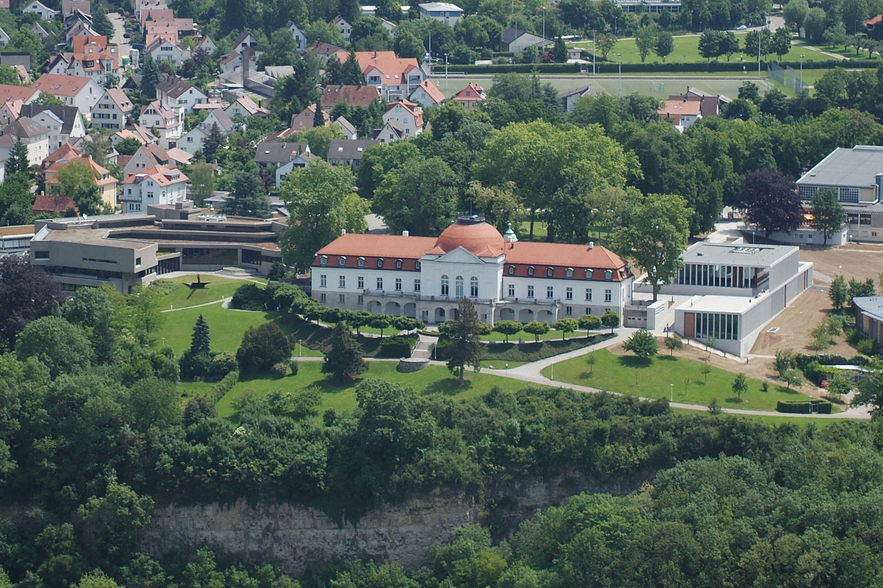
[[432, 216, 505, 258]]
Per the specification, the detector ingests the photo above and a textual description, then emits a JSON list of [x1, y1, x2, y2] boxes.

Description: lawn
[[482, 329, 603, 342], [671, 408, 843, 427], [542, 349, 812, 411], [216, 361, 552, 418], [152, 276, 259, 310]]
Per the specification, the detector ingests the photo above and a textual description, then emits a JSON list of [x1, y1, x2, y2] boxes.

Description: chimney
[[589, 242, 594, 249], [341, 228, 347, 235], [373, 50, 377, 58], [402, 230, 409, 236]]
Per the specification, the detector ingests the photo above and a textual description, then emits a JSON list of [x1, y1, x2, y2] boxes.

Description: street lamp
[[670, 383, 673, 402], [799, 54, 804, 90], [542, 7, 545, 48], [617, 53, 622, 98], [444, 53, 449, 95], [592, 29, 596, 75], [298, 339, 302, 357]]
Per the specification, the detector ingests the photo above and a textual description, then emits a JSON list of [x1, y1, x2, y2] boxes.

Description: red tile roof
[[504, 242, 629, 280], [32, 195, 77, 215], [320, 84, 381, 109], [314, 234, 436, 269]]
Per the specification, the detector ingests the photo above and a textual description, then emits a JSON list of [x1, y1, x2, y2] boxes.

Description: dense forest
[[1, 255, 883, 586]]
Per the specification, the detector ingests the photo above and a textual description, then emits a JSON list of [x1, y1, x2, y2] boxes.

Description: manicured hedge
[[453, 62, 581, 74], [210, 370, 239, 403], [776, 399, 833, 414], [793, 353, 871, 370], [378, 334, 418, 358], [434, 333, 613, 362]]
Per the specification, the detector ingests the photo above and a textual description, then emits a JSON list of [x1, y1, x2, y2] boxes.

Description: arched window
[[338, 256, 346, 266], [441, 275, 449, 296], [358, 256, 365, 268], [415, 261, 421, 271], [605, 269, 613, 281], [527, 266, 535, 277], [396, 259, 403, 269], [320, 255, 328, 266], [470, 277, 479, 297], [566, 267, 573, 279], [585, 268, 593, 280], [455, 276, 464, 298], [377, 258, 384, 268], [508, 265, 515, 275], [547, 267, 554, 277]]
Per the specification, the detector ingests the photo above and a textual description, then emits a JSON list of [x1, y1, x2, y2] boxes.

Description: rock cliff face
[[140, 472, 650, 573]]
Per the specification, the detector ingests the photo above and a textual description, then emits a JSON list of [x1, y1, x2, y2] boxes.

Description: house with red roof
[[120, 165, 188, 213], [320, 84, 382, 110], [139, 99, 182, 148], [311, 215, 635, 326], [32, 195, 77, 217], [352, 51, 425, 101], [408, 79, 445, 107], [44, 156, 119, 209], [91, 88, 133, 131], [31, 74, 103, 121], [452, 83, 485, 111], [382, 100, 424, 138]]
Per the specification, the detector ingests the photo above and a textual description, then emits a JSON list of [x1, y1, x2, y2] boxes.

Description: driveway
[[109, 12, 132, 78]]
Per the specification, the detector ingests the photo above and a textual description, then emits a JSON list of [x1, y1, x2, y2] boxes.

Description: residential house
[[417, 2, 463, 26], [32, 195, 77, 217], [559, 85, 597, 112], [224, 95, 269, 120], [139, 8, 174, 24], [30, 22, 49, 38], [22, 0, 56, 20], [91, 88, 134, 132], [124, 143, 177, 175], [120, 165, 188, 212], [666, 86, 730, 118], [289, 104, 328, 133], [327, 138, 379, 169], [254, 139, 309, 170], [32, 74, 102, 121], [62, 0, 90, 17], [0, 84, 38, 104], [122, 75, 142, 92], [499, 27, 550, 52], [50, 36, 121, 86], [287, 21, 308, 52], [275, 146, 316, 188], [0, 0, 8, 9], [64, 21, 100, 46], [409, 79, 445, 107], [320, 84, 382, 110], [310, 215, 635, 327], [308, 40, 346, 64], [146, 37, 191, 67], [219, 51, 244, 74], [232, 30, 259, 55], [659, 96, 702, 131], [0, 99, 23, 125], [112, 118, 159, 148], [331, 15, 352, 43], [0, 26, 10, 46], [352, 51, 424, 101], [333, 116, 357, 140], [139, 100, 182, 149], [41, 142, 81, 172], [44, 156, 119, 209], [374, 120, 404, 144], [178, 110, 235, 155], [451, 82, 485, 110], [379, 17, 398, 34], [156, 76, 207, 115], [194, 35, 216, 55], [0, 117, 50, 166], [382, 100, 423, 138], [134, 0, 167, 22], [20, 104, 87, 149]]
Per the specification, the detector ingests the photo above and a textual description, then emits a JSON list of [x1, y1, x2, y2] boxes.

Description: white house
[[223, 95, 269, 120], [91, 88, 134, 132], [311, 215, 634, 326], [178, 110, 235, 156], [500, 27, 551, 52], [156, 77, 207, 116], [0, 27, 10, 47], [31, 74, 102, 122], [124, 143, 176, 175], [333, 116, 357, 140], [417, 2, 463, 26], [139, 100, 182, 149], [0, 117, 50, 166], [120, 165, 188, 213], [287, 21, 308, 52], [22, 0, 56, 20], [275, 146, 316, 189], [382, 100, 424, 138], [331, 16, 352, 43], [20, 104, 87, 149], [408, 79, 445, 107], [353, 51, 424, 102], [146, 37, 191, 67]]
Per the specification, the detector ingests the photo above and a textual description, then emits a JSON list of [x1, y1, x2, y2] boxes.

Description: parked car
[[737, 24, 747, 30]]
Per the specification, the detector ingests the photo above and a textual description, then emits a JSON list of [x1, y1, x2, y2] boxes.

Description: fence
[[768, 61, 805, 93]]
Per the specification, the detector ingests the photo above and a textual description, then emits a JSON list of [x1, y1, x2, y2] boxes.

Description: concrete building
[[797, 145, 883, 243], [312, 215, 634, 325], [30, 210, 284, 293], [855, 296, 883, 347], [417, 2, 463, 26], [665, 242, 813, 356]]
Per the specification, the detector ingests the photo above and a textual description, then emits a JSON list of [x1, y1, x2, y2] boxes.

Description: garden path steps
[[411, 335, 435, 360]]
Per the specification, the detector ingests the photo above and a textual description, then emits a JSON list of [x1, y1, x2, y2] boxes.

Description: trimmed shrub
[[378, 334, 418, 358], [209, 351, 237, 380], [230, 283, 273, 311], [209, 369, 239, 403], [290, 360, 299, 375], [237, 322, 293, 373], [776, 399, 833, 414], [271, 362, 289, 378], [857, 338, 879, 356]]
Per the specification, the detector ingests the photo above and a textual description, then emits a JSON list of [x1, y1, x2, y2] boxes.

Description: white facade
[[288, 22, 308, 52], [157, 82, 207, 116], [417, 2, 463, 26], [27, 109, 87, 150], [148, 39, 191, 67], [139, 101, 182, 149], [120, 166, 188, 212], [91, 90, 133, 132], [23, 0, 57, 19], [32, 76, 102, 122], [382, 102, 423, 137]]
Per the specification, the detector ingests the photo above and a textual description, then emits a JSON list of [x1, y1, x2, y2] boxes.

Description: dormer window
[[527, 266, 534, 277], [585, 269, 593, 280], [605, 269, 613, 281], [395, 259, 403, 269], [377, 258, 384, 268], [566, 268, 573, 279], [415, 261, 421, 270], [358, 256, 365, 268], [547, 267, 554, 278], [320, 255, 327, 266], [338, 256, 346, 266], [508, 265, 515, 276]]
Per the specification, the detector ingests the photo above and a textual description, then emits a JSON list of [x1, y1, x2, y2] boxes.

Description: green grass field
[[152, 276, 259, 309], [216, 361, 552, 418], [671, 408, 843, 428], [542, 349, 812, 411]]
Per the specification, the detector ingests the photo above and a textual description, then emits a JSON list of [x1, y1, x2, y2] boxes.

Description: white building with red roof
[[352, 51, 425, 101], [91, 88, 133, 131], [31, 74, 102, 121], [409, 79, 445, 107], [139, 99, 182, 148], [312, 215, 634, 325], [382, 100, 424, 138], [452, 83, 486, 111], [120, 165, 188, 212]]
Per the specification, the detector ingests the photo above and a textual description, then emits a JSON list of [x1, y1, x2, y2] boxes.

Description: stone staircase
[[411, 335, 435, 360]]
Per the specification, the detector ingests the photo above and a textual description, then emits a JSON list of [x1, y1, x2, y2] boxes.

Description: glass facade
[[694, 312, 740, 340]]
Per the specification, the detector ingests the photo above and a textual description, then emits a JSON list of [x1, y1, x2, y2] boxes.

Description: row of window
[[92, 112, 118, 119], [799, 184, 861, 203], [319, 274, 421, 293], [694, 312, 740, 341], [318, 295, 601, 318], [507, 265, 617, 281], [507, 284, 612, 302], [847, 213, 873, 226], [319, 255, 417, 270]]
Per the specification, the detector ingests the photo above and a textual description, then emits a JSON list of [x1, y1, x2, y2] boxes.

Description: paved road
[[109, 12, 132, 76]]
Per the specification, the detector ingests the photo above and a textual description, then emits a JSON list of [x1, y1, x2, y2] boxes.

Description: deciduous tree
[[635, 25, 658, 62], [373, 156, 461, 236], [552, 318, 579, 340], [654, 30, 674, 62], [624, 329, 657, 358], [829, 274, 848, 310], [601, 310, 620, 333], [611, 194, 692, 302], [578, 313, 602, 336], [493, 320, 521, 343], [732, 373, 748, 401], [0, 256, 62, 352], [734, 168, 802, 238], [810, 187, 846, 245], [237, 323, 292, 373], [665, 333, 684, 355]]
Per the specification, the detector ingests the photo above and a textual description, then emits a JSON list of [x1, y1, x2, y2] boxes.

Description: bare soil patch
[[799, 247, 883, 284], [750, 289, 854, 358]]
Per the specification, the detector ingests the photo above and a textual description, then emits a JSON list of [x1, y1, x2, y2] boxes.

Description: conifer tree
[[312, 102, 325, 128], [322, 322, 367, 382], [190, 314, 211, 357], [6, 138, 30, 176], [446, 297, 483, 384]]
